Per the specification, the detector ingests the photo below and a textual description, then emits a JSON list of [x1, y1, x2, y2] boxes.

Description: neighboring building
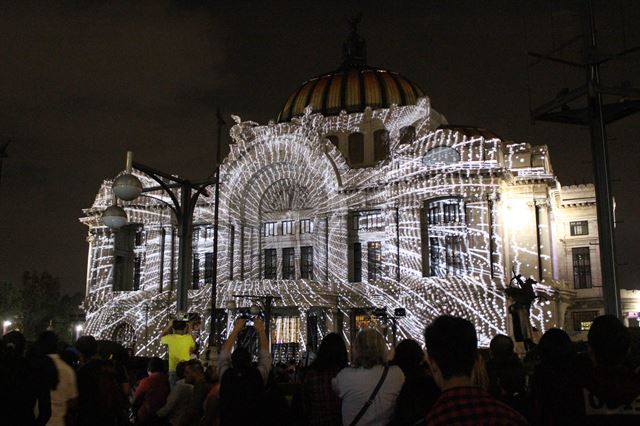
[[80, 28, 607, 358]]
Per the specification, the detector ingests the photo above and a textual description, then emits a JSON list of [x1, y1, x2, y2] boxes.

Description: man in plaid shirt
[[424, 316, 528, 425]]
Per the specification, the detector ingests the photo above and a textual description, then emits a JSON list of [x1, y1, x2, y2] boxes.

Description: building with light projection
[[80, 29, 607, 359]]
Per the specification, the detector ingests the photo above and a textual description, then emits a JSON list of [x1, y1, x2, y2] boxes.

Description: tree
[[0, 271, 83, 341]]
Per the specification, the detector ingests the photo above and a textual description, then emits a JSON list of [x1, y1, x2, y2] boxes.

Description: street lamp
[[3, 320, 12, 335], [103, 151, 217, 315], [75, 324, 84, 340]]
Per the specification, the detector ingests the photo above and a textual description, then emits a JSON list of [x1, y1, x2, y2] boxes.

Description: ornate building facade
[[81, 31, 607, 358]]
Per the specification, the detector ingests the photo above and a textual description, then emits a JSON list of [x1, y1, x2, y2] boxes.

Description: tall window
[[264, 249, 277, 279], [443, 203, 460, 223], [263, 222, 277, 237], [373, 129, 389, 161], [367, 241, 382, 282], [205, 252, 214, 284], [300, 219, 314, 234], [570, 221, 589, 236], [282, 247, 295, 279], [349, 132, 364, 164], [300, 246, 313, 279], [352, 210, 385, 232], [229, 225, 235, 280], [135, 229, 144, 246], [572, 247, 592, 289], [445, 236, 464, 274], [113, 224, 137, 291], [133, 255, 141, 291], [282, 220, 294, 235], [352, 243, 362, 282], [192, 253, 200, 289], [429, 237, 440, 276]]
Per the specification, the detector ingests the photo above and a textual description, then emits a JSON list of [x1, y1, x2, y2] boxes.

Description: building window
[[282, 220, 294, 235], [205, 252, 214, 284], [282, 247, 295, 279], [570, 221, 589, 236], [229, 225, 235, 280], [300, 246, 313, 279], [572, 247, 592, 289], [135, 229, 144, 246], [572, 310, 598, 331], [445, 236, 464, 275], [352, 210, 385, 232], [443, 203, 460, 223], [113, 224, 137, 291], [192, 253, 200, 289], [352, 243, 362, 282], [427, 205, 439, 225], [399, 126, 415, 145], [263, 222, 277, 237], [349, 132, 364, 164], [133, 255, 141, 291], [367, 241, 382, 282], [429, 237, 440, 276], [373, 129, 389, 161], [264, 249, 277, 279], [300, 219, 314, 234], [422, 146, 461, 166]]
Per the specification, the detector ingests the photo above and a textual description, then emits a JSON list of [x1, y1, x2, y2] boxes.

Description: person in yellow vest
[[160, 319, 196, 388]]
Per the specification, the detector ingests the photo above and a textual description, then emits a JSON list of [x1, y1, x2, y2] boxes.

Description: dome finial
[[341, 13, 367, 69]]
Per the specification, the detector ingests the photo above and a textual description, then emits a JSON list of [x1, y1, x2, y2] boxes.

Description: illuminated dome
[[277, 21, 425, 122]]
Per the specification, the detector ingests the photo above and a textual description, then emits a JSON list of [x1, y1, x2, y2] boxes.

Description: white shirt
[[333, 365, 404, 426], [47, 354, 78, 426]]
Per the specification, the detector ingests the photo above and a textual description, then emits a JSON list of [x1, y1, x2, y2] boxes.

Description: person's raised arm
[[253, 318, 272, 384], [222, 319, 246, 353], [160, 319, 174, 338], [218, 319, 246, 380]]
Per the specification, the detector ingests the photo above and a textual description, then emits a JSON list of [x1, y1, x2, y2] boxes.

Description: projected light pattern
[[81, 98, 573, 356]]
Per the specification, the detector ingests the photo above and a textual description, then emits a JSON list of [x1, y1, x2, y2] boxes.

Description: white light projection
[[82, 98, 567, 355]]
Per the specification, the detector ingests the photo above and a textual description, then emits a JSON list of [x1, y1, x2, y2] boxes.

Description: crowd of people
[[1, 313, 639, 425]]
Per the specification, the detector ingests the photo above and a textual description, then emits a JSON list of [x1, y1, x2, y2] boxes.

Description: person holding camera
[[160, 319, 196, 388], [218, 318, 272, 425]]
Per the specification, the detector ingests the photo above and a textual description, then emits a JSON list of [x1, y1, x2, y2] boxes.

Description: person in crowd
[[180, 359, 211, 426], [218, 318, 271, 425], [580, 315, 640, 425], [389, 339, 440, 426], [160, 319, 196, 388], [530, 328, 581, 425], [201, 362, 222, 426], [38, 331, 78, 426], [75, 335, 128, 426], [486, 334, 527, 417], [157, 361, 193, 426], [132, 357, 170, 425], [300, 333, 348, 426], [332, 328, 404, 426], [0, 330, 55, 425], [423, 315, 527, 425]]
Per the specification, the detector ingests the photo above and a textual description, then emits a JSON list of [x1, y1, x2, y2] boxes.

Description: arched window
[[373, 129, 389, 161], [399, 126, 415, 145], [349, 132, 364, 165], [422, 146, 461, 166]]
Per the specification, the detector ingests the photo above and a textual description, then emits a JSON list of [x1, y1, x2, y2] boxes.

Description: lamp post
[[3, 320, 12, 335], [103, 152, 217, 314]]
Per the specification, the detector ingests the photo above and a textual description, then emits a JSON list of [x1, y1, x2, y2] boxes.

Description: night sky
[[1, 0, 638, 295]]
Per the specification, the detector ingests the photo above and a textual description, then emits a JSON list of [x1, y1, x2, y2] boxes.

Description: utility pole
[[529, 0, 640, 318]]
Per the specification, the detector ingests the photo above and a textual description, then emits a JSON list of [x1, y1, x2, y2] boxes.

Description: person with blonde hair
[[332, 328, 404, 426]]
